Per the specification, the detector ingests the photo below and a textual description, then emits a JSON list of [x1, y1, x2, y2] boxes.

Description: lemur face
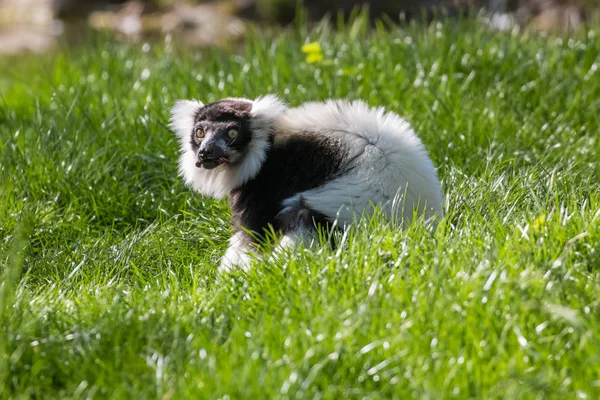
[[190, 99, 253, 170]]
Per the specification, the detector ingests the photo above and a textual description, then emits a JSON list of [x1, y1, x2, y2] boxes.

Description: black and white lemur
[[170, 95, 443, 270]]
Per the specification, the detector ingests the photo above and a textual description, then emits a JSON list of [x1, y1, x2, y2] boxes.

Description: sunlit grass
[[1, 14, 599, 399]]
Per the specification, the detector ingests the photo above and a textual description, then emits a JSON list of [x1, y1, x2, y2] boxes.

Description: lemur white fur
[[171, 95, 443, 271]]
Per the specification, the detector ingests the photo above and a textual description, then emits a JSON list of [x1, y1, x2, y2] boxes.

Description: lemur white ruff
[[170, 95, 443, 270]]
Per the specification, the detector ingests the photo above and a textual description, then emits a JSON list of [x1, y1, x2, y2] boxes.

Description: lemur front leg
[[220, 230, 255, 272]]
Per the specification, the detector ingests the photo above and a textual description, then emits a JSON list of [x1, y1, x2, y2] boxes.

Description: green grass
[[1, 15, 600, 399]]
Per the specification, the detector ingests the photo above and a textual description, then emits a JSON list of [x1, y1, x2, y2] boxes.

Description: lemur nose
[[198, 148, 214, 158]]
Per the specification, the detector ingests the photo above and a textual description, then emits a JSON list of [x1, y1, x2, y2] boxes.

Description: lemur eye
[[227, 129, 238, 139], [196, 129, 205, 138]]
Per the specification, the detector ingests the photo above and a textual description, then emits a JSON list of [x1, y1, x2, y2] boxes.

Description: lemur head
[[188, 99, 253, 170], [170, 95, 287, 198]]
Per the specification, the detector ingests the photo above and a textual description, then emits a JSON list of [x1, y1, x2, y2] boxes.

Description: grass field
[[1, 14, 599, 399]]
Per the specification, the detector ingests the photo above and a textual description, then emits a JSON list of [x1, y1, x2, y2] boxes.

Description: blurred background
[[1, 0, 599, 54]]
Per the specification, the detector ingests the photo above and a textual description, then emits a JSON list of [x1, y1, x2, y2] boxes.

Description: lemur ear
[[170, 99, 204, 139], [251, 95, 287, 121], [249, 95, 287, 134]]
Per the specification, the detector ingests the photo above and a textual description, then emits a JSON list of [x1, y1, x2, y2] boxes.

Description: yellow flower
[[531, 214, 546, 233], [305, 52, 324, 64], [301, 42, 324, 64], [301, 42, 322, 54]]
